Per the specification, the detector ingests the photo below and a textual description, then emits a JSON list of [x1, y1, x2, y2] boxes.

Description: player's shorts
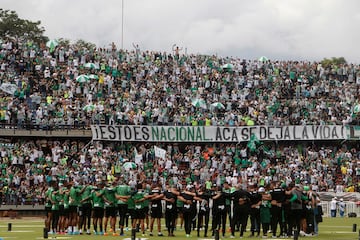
[[92, 207, 104, 218], [105, 207, 117, 218]]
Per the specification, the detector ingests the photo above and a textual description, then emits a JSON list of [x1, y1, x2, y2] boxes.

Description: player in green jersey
[[132, 182, 149, 237], [58, 182, 70, 234], [103, 181, 117, 236], [91, 181, 105, 235], [50, 184, 61, 234], [68, 182, 82, 234], [115, 178, 131, 236], [44, 181, 55, 233], [79, 182, 93, 235]]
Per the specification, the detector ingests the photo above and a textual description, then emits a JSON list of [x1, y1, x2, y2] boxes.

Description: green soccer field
[[0, 217, 358, 240]]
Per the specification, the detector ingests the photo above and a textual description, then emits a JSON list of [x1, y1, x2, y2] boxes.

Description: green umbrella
[[76, 74, 90, 83], [82, 103, 95, 112], [84, 62, 99, 69], [211, 102, 225, 109], [46, 39, 59, 52], [123, 162, 137, 171], [258, 56, 269, 62], [191, 98, 207, 109], [88, 74, 99, 80]]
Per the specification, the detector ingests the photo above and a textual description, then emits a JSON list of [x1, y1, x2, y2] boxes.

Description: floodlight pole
[[121, 0, 124, 49]]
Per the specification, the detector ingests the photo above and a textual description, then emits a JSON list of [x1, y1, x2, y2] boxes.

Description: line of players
[[44, 178, 320, 238]]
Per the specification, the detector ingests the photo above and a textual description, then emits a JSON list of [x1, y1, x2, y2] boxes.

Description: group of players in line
[[45, 178, 320, 238]]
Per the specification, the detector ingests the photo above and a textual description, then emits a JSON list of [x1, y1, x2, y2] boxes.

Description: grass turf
[[0, 217, 358, 240]]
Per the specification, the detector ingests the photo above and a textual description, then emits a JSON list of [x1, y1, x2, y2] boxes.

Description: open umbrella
[[46, 39, 59, 52], [88, 74, 99, 80], [191, 98, 207, 109], [0, 83, 17, 95], [258, 56, 269, 62], [211, 102, 225, 109], [76, 74, 90, 83], [123, 162, 137, 171], [82, 103, 95, 112], [221, 63, 234, 69], [84, 62, 99, 69]]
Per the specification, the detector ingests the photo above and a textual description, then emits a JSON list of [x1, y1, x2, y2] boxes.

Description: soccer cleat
[[158, 232, 163, 236]]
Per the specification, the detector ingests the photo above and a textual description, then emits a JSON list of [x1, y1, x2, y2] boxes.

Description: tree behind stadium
[[0, 8, 48, 45]]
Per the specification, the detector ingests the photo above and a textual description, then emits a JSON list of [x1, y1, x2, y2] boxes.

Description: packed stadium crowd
[[0, 39, 359, 237], [0, 40, 360, 127]]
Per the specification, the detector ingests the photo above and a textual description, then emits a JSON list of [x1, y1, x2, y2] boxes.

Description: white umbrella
[[211, 102, 225, 109], [76, 74, 90, 83], [221, 63, 234, 69], [0, 83, 17, 95], [123, 162, 137, 171], [46, 39, 59, 52], [84, 62, 99, 69], [82, 104, 95, 112], [88, 74, 99, 80], [191, 98, 207, 109], [258, 56, 269, 62]]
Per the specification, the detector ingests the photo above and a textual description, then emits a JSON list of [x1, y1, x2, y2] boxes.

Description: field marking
[[2, 230, 35, 233], [123, 238, 148, 240], [0, 225, 43, 228], [36, 237, 72, 239]]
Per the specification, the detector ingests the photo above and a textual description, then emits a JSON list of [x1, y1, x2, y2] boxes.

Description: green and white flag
[[247, 134, 260, 153]]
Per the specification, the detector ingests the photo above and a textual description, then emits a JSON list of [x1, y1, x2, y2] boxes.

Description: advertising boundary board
[[91, 125, 352, 142]]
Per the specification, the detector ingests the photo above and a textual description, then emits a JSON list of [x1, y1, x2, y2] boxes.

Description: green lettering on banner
[[187, 127, 194, 141], [179, 127, 186, 141], [195, 127, 202, 141], [151, 127, 159, 141], [168, 127, 175, 141], [160, 127, 167, 141]]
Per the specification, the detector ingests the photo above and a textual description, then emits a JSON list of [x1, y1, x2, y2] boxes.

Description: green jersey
[[127, 191, 135, 210], [51, 190, 61, 210], [104, 187, 116, 207], [115, 184, 131, 204], [81, 185, 93, 204], [176, 198, 184, 208], [133, 190, 147, 210], [45, 187, 54, 208], [59, 187, 69, 209], [91, 188, 105, 208], [69, 186, 82, 207]]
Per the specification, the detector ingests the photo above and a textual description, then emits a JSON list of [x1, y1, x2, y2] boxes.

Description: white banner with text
[[91, 125, 348, 142]]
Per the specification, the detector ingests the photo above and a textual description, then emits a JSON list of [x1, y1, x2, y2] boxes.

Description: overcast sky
[[2, 0, 360, 63]]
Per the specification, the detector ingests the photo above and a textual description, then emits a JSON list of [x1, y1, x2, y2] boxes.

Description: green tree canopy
[[321, 57, 347, 68], [73, 39, 96, 51], [0, 8, 48, 45]]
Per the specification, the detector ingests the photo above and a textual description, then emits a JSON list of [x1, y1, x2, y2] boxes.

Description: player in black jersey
[[269, 181, 286, 237], [163, 183, 178, 237], [249, 183, 261, 237], [148, 184, 164, 237]]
